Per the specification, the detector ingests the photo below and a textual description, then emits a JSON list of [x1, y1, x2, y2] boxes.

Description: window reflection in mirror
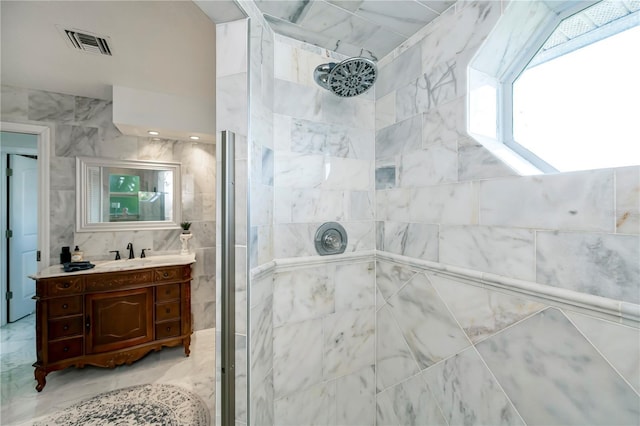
[[77, 157, 181, 232]]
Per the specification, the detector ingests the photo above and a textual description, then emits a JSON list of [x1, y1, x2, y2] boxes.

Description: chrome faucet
[[127, 242, 134, 259]]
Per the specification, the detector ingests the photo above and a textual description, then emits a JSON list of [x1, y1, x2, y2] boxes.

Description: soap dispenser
[[71, 246, 84, 262]]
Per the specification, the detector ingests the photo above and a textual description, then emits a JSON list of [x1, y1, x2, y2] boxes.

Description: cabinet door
[[85, 287, 153, 354]]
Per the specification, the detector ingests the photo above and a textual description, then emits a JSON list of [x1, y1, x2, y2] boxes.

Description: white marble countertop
[[30, 253, 197, 280]]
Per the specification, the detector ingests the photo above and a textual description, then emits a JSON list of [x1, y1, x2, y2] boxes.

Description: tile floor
[[0, 314, 215, 425]]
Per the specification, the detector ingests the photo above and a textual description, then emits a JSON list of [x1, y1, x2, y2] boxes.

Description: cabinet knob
[[63, 283, 70, 288], [163, 272, 169, 278], [165, 308, 170, 314], [166, 326, 171, 332], [62, 304, 68, 309], [63, 347, 69, 352], [63, 325, 69, 331]]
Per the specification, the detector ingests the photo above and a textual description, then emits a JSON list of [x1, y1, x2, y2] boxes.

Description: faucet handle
[[140, 248, 151, 258], [109, 250, 121, 260]]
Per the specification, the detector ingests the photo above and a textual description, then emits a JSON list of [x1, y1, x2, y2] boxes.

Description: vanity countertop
[[30, 253, 196, 280]]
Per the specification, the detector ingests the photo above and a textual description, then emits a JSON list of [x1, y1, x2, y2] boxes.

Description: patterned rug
[[33, 384, 209, 426]]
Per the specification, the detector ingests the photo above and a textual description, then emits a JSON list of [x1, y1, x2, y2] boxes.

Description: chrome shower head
[[313, 57, 377, 98]]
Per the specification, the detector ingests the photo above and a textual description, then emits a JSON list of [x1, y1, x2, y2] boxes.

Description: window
[[468, 0, 640, 174]]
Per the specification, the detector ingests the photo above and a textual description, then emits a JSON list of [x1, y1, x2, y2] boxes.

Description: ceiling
[[1, 0, 452, 104], [0, 1, 221, 101], [254, 0, 455, 60]]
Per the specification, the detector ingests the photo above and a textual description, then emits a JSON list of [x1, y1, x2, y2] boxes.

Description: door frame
[[0, 122, 51, 326]]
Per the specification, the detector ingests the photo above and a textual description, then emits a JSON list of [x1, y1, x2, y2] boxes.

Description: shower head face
[[314, 57, 377, 98]]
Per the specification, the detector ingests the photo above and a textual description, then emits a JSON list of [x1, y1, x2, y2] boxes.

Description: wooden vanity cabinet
[[33, 264, 192, 391]]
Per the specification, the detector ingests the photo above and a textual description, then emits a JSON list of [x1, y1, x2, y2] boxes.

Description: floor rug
[[33, 383, 209, 425]]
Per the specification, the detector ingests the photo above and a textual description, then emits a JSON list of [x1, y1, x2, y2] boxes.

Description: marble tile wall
[[272, 36, 376, 259], [0, 85, 216, 332], [272, 260, 376, 426], [215, 18, 251, 425], [375, 260, 640, 425], [375, 0, 640, 305]]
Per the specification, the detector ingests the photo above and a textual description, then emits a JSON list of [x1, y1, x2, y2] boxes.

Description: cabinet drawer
[[156, 284, 180, 302], [48, 296, 82, 318], [48, 337, 83, 363], [48, 316, 83, 340], [155, 321, 181, 339], [40, 277, 83, 297], [154, 267, 184, 283], [86, 270, 153, 292], [155, 301, 180, 322]]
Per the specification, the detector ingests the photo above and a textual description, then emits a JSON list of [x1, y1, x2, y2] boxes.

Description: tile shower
[[217, 0, 639, 425]]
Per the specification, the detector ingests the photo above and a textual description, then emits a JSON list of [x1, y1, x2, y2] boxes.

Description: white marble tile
[[396, 59, 458, 121], [376, 91, 396, 131], [479, 169, 615, 232], [382, 221, 439, 261], [274, 79, 322, 121], [375, 166, 396, 190], [616, 166, 640, 234], [321, 91, 375, 131], [273, 265, 334, 327], [361, 27, 409, 62], [458, 136, 518, 181], [273, 113, 292, 152], [55, 125, 100, 157], [429, 273, 546, 343], [422, 96, 465, 146], [424, 347, 524, 426], [28, 90, 74, 122], [273, 318, 323, 399], [323, 308, 375, 380], [477, 308, 640, 426], [381, 188, 411, 222], [273, 380, 336, 426], [274, 152, 324, 189], [335, 366, 375, 426], [1, 85, 28, 119], [375, 114, 422, 160], [355, 1, 437, 38], [567, 312, 640, 394], [216, 20, 248, 78], [250, 184, 273, 227], [421, 0, 502, 72], [216, 73, 248, 136], [250, 295, 273, 383], [274, 41, 330, 88], [291, 118, 373, 160], [387, 273, 469, 369], [376, 42, 422, 99], [235, 335, 248, 422], [250, 372, 274, 426], [376, 305, 420, 391], [298, 1, 380, 47], [376, 260, 417, 301], [408, 182, 476, 225], [349, 190, 374, 221], [49, 156, 75, 191], [343, 220, 376, 252], [440, 225, 536, 281], [398, 140, 458, 187], [322, 157, 372, 191], [335, 261, 375, 311], [536, 231, 640, 303], [376, 372, 446, 426], [273, 223, 317, 258]]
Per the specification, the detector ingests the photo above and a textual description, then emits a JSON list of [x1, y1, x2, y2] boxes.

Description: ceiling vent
[[57, 26, 112, 56]]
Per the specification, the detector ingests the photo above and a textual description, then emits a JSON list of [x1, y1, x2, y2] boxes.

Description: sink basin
[[93, 254, 195, 272]]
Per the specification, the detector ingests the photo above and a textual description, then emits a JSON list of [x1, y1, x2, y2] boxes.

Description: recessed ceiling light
[[148, 131, 159, 136], [189, 136, 200, 140]]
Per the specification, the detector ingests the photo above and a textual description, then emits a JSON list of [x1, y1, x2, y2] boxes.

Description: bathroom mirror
[[76, 157, 182, 232]]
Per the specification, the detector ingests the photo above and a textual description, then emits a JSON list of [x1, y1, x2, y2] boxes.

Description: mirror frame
[[76, 156, 182, 232]]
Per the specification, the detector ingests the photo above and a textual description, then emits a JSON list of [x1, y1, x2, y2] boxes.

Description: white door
[[8, 154, 38, 322]]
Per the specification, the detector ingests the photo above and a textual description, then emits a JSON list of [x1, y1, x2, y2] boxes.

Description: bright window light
[[513, 8, 640, 172]]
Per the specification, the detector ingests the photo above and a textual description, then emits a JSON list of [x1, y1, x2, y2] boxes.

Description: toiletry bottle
[[60, 246, 71, 264], [71, 246, 84, 262]]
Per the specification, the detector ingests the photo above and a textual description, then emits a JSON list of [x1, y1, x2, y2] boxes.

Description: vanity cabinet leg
[[183, 336, 191, 357], [35, 367, 47, 392]]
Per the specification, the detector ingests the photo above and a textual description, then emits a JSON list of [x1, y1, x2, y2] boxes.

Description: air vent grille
[[63, 29, 112, 56]]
